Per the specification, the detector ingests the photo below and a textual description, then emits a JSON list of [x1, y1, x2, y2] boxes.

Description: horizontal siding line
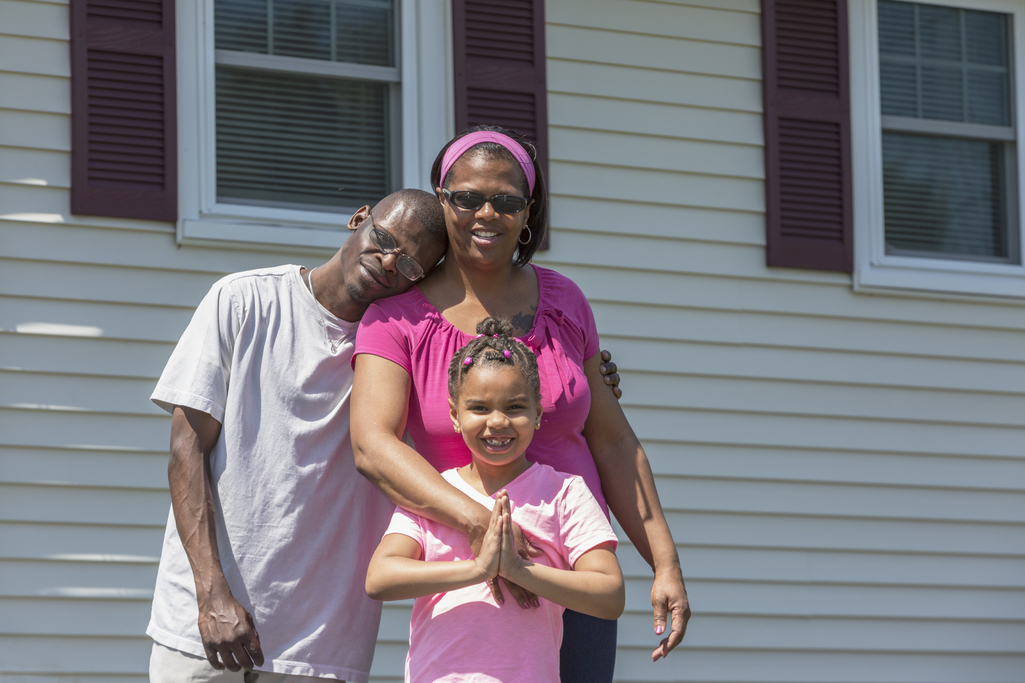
[[0, 69, 66, 82], [0, 367, 161, 384], [0, 255, 237, 282], [619, 537, 1025, 559], [0, 404, 166, 421], [596, 333, 1025, 366], [619, 607, 1025, 625], [612, 644, 1025, 655], [643, 471, 1025, 495], [0, 555, 157, 566], [618, 572, 1025, 591], [587, 296, 1025, 336], [546, 85, 761, 115], [623, 575, 1025, 593], [0, 292, 196, 314], [616, 403, 1025, 432], [0, 480, 168, 495], [639, 437, 1025, 463], [0, 331, 172, 350], [554, 156, 762, 183], [635, 0, 760, 16], [0, 214, 175, 236], [620, 367, 1025, 399], [546, 21, 760, 50], [626, 542, 1025, 561], [0, 518, 165, 531], [4, 399, 1024, 434], [547, 55, 761, 84], [550, 121, 764, 150], [663, 542, 1025, 562]]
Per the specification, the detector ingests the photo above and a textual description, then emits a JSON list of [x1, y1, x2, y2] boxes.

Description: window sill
[[178, 212, 352, 251], [854, 256, 1025, 300]]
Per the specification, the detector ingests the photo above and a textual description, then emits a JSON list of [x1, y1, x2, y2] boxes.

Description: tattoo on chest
[[510, 306, 537, 336]]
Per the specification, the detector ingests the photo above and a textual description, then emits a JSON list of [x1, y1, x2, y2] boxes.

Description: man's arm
[[169, 406, 263, 672], [580, 353, 691, 660]]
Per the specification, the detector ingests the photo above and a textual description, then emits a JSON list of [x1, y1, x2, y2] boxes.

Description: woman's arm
[[351, 354, 488, 540], [494, 493, 625, 620], [351, 353, 539, 607], [581, 353, 691, 659]]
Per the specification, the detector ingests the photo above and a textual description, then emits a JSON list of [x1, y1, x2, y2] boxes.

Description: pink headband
[[439, 131, 536, 194]]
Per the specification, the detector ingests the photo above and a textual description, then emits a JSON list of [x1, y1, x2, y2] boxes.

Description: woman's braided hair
[[448, 317, 541, 403]]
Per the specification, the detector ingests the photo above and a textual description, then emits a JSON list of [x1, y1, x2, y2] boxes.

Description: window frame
[[176, 0, 453, 249], [850, 0, 1025, 298]]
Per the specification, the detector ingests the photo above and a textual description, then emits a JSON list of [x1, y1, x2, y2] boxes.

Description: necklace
[[304, 266, 342, 354]]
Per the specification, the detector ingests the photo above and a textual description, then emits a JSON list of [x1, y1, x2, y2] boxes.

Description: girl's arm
[[366, 500, 503, 602], [580, 352, 691, 659], [495, 493, 625, 620]]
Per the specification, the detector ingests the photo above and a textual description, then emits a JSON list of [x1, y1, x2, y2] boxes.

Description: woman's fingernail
[[655, 626, 664, 635], [533, 599, 540, 607]]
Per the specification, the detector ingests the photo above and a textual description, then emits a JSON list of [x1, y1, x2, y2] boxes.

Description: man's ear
[[435, 186, 445, 202], [347, 205, 371, 233], [449, 398, 461, 434]]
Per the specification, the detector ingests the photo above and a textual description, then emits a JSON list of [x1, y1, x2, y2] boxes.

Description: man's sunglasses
[[442, 189, 531, 215], [367, 213, 425, 282]]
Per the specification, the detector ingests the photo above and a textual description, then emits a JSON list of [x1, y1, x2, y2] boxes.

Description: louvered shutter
[[451, 0, 549, 187], [70, 0, 178, 221], [761, 0, 853, 272]]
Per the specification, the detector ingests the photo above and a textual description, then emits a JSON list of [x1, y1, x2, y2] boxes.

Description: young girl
[[365, 318, 625, 682]]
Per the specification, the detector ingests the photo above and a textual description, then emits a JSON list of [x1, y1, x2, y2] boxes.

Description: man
[[147, 189, 621, 682], [147, 190, 448, 682]]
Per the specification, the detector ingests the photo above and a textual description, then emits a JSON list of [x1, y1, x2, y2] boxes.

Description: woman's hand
[[651, 564, 690, 662], [599, 349, 622, 399]]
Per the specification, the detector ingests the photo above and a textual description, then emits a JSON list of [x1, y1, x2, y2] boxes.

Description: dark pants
[[559, 609, 618, 683]]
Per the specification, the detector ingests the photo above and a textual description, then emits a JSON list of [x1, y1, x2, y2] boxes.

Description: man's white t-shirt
[[148, 265, 394, 682]]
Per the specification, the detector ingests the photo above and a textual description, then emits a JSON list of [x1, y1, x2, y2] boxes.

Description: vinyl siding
[[1, 0, 1023, 682], [533, 1, 1025, 682]]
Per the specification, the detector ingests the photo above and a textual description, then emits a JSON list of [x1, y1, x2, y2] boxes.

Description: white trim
[[176, 0, 452, 250], [850, 0, 1025, 300], [214, 49, 401, 82]]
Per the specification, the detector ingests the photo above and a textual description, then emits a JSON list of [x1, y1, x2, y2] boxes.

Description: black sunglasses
[[367, 213, 425, 282], [442, 189, 531, 214]]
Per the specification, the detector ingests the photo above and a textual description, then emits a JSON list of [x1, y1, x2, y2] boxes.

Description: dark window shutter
[[70, 0, 178, 221], [451, 0, 549, 195], [762, 0, 852, 272]]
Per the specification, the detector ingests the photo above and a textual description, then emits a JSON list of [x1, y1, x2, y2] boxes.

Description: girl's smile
[[451, 364, 542, 478]]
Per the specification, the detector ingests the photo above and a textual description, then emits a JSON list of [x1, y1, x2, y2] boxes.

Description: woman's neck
[[436, 254, 520, 307], [459, 457, 533, 497]]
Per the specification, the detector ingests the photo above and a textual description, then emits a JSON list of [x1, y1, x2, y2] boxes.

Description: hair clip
[[503, 350, 511, 358], [474, 334, 484, 339], [493, 334, 499, 338], [464, 357, 473, 366]]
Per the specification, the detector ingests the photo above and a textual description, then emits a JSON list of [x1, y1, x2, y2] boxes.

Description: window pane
[[216, 66, 390, 210], [878, 1, 1010, 126], [882, 132, 1008, 259], [215, 0, 395, 67]]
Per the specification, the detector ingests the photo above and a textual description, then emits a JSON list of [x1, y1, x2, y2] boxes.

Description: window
[[850, 0, 1025, 297], [177, 0, 451, 248]]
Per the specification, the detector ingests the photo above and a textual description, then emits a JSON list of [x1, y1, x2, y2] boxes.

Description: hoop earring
[[518, 226, 532, 245]]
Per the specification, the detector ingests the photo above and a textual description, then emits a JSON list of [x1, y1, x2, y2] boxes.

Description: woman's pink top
[[355, 266, 606, 513]]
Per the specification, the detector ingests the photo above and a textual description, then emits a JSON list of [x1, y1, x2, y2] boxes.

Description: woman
[[351, 125, 689, 679]]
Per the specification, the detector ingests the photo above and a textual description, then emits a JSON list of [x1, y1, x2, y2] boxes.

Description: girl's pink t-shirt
[[386, 464, 618, 683], [355, 266, 606, 512]]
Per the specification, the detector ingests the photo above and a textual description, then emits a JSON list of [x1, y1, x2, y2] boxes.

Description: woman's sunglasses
[[442, 189, 530, 214]]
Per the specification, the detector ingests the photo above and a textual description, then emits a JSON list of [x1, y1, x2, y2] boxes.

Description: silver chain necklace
[[304, 267, 342, 354]]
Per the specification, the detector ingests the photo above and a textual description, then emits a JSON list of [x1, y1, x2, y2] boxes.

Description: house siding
[[1, 0, 1023, 682]]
